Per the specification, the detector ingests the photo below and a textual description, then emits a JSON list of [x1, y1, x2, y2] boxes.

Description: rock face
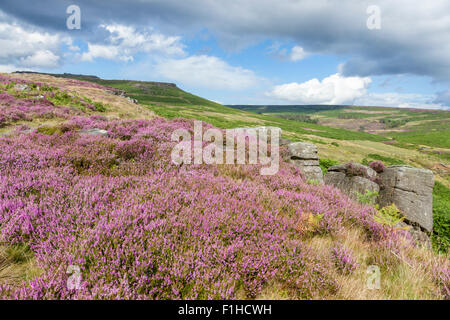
[[378, 166, 434, 232], [324, 163, 379, 200], [127, 97, 139, 104], [286, 142, 323, 183], [14, 83, 31, 91], [327, 163, 377, 180], [79, 128, 109, 137], [324, 162, 435, 247]]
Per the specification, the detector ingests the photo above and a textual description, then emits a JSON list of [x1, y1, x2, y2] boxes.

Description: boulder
[[286, 142, 323, 183], [14, 83, 30, 91], [127, 97, 138, 104], [395, 221, 432, 249], [287, 142, 319, 160], [324, 171, 379, 200], [328, 162, 377, 180], [79, 128, 109, 137], [378, 166, 434, 232], [279, 138, 292, 146]]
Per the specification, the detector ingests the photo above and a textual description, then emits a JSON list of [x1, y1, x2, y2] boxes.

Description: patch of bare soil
[[431, 163, 450, 175]]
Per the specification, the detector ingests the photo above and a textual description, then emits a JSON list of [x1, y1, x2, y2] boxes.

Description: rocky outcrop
[[378, 166, 434, 232], [14, 83, 31, 91], [127, 97, 139, 104], [79, 128, 109, 137], [286, 142, 323, 183], [324, 163, 379, 200], [324, 162, 435, 248]]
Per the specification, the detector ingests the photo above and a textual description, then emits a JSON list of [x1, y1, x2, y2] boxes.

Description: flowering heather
[[0, 81, 448, 299], [0, 75, 109, 127], [331, 246, 358, 275], [0, 91, 72, 126], [369, 161, 386, 174]]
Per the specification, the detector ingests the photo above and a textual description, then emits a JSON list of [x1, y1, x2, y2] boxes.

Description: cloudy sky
[[0, 0, 449, 109]]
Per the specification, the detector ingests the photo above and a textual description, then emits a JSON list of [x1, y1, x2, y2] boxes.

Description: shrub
[[345, 162, 365, 177], [357, 189, 379, 206], [331, 142, 339, 147], [331, 246, 358, 275], [369, 160, 386, 173], [373, 204, 405, 228], [319, 158, 339, 174]]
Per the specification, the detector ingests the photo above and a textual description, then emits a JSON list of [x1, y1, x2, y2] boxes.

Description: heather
[[0, 74, 108, 128], [0, 74, 448, 300]]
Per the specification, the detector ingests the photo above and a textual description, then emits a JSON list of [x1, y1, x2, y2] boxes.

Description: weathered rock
[[79, 128, 109, 137], [108, 89, 126, 97], [378, 166, 434, 232], [14, 83, 30, 91], [287, 142, 319, 160], [295, 164, 324, 182], [395, 221, 432, 249], [127, 97, 138, 104], [294, 159, 319, 166], [324, 171, 379, 200], [328, 163, 377, 180], [279, 138, 292, 146], [286, 142, 323, 183]]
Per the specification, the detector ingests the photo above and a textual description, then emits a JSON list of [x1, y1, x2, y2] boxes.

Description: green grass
[[432, 182, 450, 254], [50, 74, 450, 255], [70, 78, 387, 143], [233, 104, 450, 150], [389, 130, 450, 149], [361, 154, 406, 166]]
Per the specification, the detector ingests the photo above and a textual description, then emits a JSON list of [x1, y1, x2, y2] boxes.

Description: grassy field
[[17, 73, 449, 253], [232, 104, 450, 151], [1, 72, 448, 299]]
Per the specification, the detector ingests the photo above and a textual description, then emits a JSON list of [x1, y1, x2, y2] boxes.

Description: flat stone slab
[[79, 128, 109, 137], [287, 142, 319, 160]]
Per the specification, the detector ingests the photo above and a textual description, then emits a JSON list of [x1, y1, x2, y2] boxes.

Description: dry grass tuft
[[0, 244, 41, 288]]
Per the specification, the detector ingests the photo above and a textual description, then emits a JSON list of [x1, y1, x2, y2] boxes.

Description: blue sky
[[0, 0, 449, 109]]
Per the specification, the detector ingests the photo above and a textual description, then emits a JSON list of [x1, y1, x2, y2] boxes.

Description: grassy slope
[[1, 73, 448, 299], [233, 105, 450, 150], [78, 79, 449, 253], [10, 73, 449, 253], [81, 79, 449, 181]]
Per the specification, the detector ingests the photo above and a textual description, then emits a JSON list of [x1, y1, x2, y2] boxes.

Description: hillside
[[0, 72, 448, 300], [10, 72, 448, 252], [230, 104, 450, 156]]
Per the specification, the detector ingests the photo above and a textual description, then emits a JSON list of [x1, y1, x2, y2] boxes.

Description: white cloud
[[155, 55, 259, 90], [0, 64, 19, 73], [355, 92, 449, 110], [266, 73, 371, 104], [267, 75, 449, 110], [81, 24, 185, 62], [20, 50, 60, 68], [289, 46, 308, 61], [0, 21, 64, 69], [267, 43, 308, 62], [81, 43, 129, 62]]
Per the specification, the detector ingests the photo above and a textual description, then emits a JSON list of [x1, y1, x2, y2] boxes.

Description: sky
[[0, 0, 449, 109]]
